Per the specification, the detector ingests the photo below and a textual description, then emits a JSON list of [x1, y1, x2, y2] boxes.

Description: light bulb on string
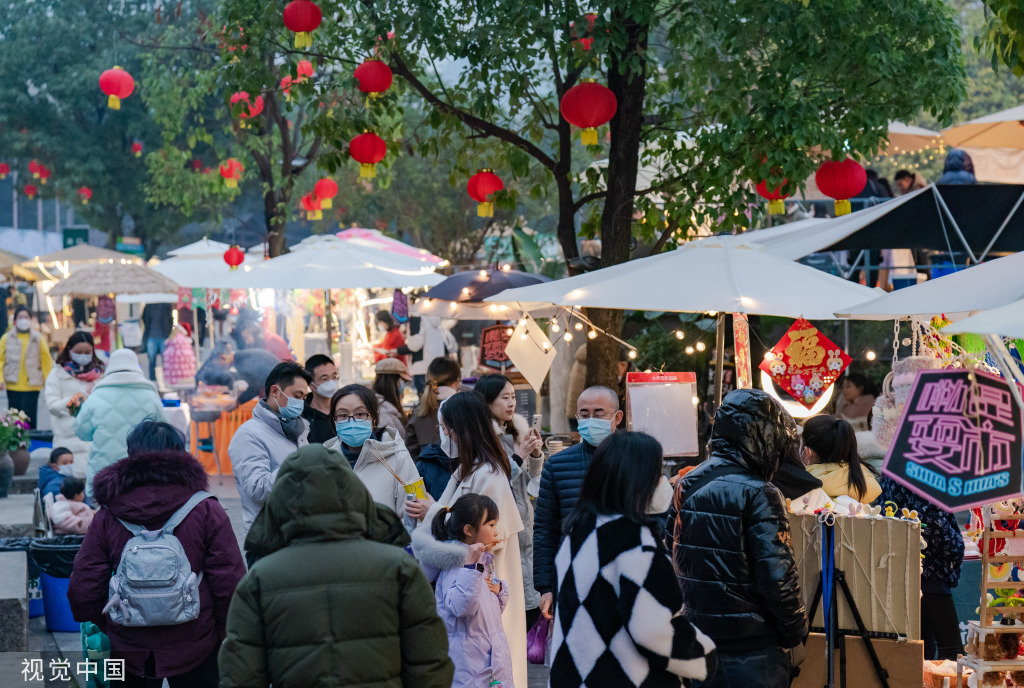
[[574, 322, 583, 331], [505, 328, 513, 336], [685, 346, 695, 355], [587, 329, 597, 340], [564, 332, 574, 343], [542, 341, 551, 351], [675, 330, 684, 340], [551, 321, 561, 333], [866, 350, 877, 361], [696, 342, 706, 352]]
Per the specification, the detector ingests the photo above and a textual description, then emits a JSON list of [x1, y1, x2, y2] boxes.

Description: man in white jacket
[[228, 361, 311, 560]]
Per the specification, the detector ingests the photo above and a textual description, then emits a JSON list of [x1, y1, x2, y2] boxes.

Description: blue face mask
[[277, 393, 305, 421], [337, 419, 374, 447], [577, 417, 613, 447]]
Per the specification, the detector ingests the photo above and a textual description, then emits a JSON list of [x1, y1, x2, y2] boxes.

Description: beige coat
[[324, 427, 420, 516]]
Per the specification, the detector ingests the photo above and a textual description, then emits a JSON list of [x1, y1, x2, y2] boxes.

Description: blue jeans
[[692, 645, 790, 688], [145, 337, 166, 381]]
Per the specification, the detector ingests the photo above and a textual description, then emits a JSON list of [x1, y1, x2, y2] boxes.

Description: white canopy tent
[[943, 105, 1024, 149], [152, 253, 259, 289], [166, 239, 233, 258]]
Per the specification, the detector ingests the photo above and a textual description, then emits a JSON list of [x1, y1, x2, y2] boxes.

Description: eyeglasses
[[576, 411, 614, 420], [334, 413, 371, 423]]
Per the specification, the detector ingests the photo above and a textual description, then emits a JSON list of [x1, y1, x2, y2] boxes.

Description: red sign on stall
[[479, 325, 512, 370], [758, 318, 851, 410]]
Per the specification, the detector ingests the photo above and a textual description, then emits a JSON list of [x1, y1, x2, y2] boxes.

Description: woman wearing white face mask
[[0, 306, 52, 428], [301, 354, 340, 444], [323, 384, 421, 517], [43, 332, 104, 478]]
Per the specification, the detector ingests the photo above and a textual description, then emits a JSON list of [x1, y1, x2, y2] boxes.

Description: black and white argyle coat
[[549, 513, 718, 687]]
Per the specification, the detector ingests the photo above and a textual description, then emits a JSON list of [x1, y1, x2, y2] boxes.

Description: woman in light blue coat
[[74, 349, 165, 498], [412, 493, 513, 688]]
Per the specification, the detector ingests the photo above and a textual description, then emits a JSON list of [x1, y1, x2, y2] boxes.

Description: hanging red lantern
[[23, 184, 37, 200], [349, 132, 386, 178], [755, 175, 789, 215], [297, 60, 314, 80], [131, 141, 143, 157], [230, 91, 264, 125], [0, 163, 8, 179], [219, 158, 244, 188], [38, 166, 51, 185], [560, 80, 617, 146], [570, 13, 598, 50], [223, 245, 245, 270], [28, 160, 39, 179], [314, 178, 338, 209], [283, 0, 322, 49], [815, 158, 866, 216], [191, 158, 203, 171], [78, 187, 92, 205], [467, 169, 504, 217], [354, 59, 393, 97], [280, 75, 294, 99], [99, 66, 135, 110], [300, 193, 323, 220]]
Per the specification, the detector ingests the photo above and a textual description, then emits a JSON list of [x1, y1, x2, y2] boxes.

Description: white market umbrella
[[943, 299, 1024, 338], [209, 235, 444, 290], [152, 254, 258, 289], [335, 228, 447, 266], [943, 106, 1024, 149], [835, 251, 1024, 320], [487, 236, 878, 320], [167, 239, 233, 258]]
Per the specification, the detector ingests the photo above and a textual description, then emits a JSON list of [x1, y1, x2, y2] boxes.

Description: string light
[[628, 350, 637, 359], [674, 330, 684, 340], [685, 346, 695, 355], [461, 287, 470, 296], [564, 332, 574, 343], [505, 328, 513, 336], [478, 270, 488, 278], [707, 311, 718, 316], [587, 329, 597, 340], [574, 322, 583, 331], [696, 342, 706, 352], [551, 321, 561, 333], [542, 341, 551, 351], [866, 350, 877, 361]]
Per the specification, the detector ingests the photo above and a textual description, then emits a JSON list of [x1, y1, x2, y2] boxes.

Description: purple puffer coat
[[413, 530, 513, 688], [68, 450, 245, 679]]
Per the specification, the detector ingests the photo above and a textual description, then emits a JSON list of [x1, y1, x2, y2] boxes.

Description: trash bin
[[0, 537, 43, 617], [29, 535, 83, 632]]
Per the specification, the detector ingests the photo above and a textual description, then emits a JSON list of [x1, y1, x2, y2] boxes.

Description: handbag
[[526, 614, 550, 664]]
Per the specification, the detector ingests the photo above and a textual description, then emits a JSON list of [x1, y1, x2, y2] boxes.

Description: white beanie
[[105, 349, 142, 374]]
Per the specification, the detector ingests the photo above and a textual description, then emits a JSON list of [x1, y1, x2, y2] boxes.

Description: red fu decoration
[[756, 174, 789, 215], [131, 142, 143, 157], [354, 59, 393, 98], [349, 132, 386, 178], [283, 0, 322, 49], [223, 245, 245, 270], [815, 158, 866, 216], [759, 318, 851, 410], [78, 187, 92, 205], [219, 159, 244, 188], [314, 178, 338, 209], [23, 184, 37, 200], [99, 66, 135, 110], [560, 80, 617, 146], [467, 169, 504, 218]]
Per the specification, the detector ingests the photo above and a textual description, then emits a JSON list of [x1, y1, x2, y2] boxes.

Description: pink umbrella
[[335, 228, 446, 265]]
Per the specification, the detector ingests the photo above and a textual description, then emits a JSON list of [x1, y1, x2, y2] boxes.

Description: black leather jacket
[[672, 389, 807, 653]]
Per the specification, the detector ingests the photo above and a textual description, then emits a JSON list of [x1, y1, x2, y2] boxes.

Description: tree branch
[[573, 189, 607, 212]]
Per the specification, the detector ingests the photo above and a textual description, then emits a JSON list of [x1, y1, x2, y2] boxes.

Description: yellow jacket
[[807, 462, 881, 504], [0, 330, 53, 391]]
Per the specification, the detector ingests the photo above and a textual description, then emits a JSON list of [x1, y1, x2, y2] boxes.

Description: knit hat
[[375, 357, 411, 381], [105, 349, 142, 374]]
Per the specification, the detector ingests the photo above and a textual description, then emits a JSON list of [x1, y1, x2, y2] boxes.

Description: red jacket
[[68, 451, 245, 678], [375, 328, 407, 365]]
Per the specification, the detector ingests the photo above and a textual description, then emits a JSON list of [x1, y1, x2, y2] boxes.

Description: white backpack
[[102, 492, 211, 627]]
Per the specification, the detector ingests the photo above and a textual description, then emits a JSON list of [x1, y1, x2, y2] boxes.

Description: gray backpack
[[102, 492, 211, 627]]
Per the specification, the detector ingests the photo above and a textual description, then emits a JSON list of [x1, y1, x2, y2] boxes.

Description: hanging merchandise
[[559, 80, 617, 146], [815, 157, 867, 216], [314, 178, 338, 208], [467, 169, 504, 217], [283, 0, 322, 49], [23, 184, 37, 200], [733, 313, 752, 389], [131, 142, 143, 157], [223, 245, 245, 270], [99, 66, 135, 110], [354, 59, 393, 98], [77, 187, 92, 205], [0, 163, 8, 179], [756, 172, 789, 215], [758, 318, 851, 410], [349, 132, 386, 178], [219, 159, 244, 188], [391, 289, 409, 324]]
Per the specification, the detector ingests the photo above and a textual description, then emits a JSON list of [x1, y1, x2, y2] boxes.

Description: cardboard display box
[[788, 512, 922, 640], [792, 633, 924, 688]]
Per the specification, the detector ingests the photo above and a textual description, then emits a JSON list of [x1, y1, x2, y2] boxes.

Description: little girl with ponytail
[[423, 493, 514, 687]]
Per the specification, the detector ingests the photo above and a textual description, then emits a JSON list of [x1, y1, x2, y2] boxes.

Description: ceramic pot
[[10, 447, 30, 476], [0, 452, 13, 498]]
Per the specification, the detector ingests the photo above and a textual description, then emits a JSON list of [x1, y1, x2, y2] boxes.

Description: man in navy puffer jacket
[[534, 386, 623, 619]]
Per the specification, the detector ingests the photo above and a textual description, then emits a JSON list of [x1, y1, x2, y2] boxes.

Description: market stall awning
[[152, 253, 258, 289], [0, 248, 41, 282], [742, 184, 1024, 263], [487, 237, 879, 320], [884, 121, 943, 153], [335, 228, 446, 265], [837, 250, 1024, 320], [46, 261, 179, 297], [942, 298, 1024, 338], [29, 244, 142, 266], [209, 235, 444, 290], [167, 239, 233, 258], [942, 105, 1024, 148]]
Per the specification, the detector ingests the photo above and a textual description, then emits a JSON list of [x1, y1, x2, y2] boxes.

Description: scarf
[[63, 360, 104, 382], [259, 400, 306, 443]]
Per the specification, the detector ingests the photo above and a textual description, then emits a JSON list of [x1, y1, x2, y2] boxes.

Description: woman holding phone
[[474, 373, 545, 629]]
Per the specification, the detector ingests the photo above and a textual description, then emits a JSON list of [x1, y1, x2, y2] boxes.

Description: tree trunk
[[554, 119, 580, 270], [585, 15, 647, 389], [265, 190, 288, 258]]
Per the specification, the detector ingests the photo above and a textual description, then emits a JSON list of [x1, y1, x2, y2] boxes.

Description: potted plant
[[0, 408, 31, 485]]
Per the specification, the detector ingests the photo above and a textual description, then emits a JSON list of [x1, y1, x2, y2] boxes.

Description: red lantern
[[23, 184, 37, 200], [230, 91, 264, 125], [219, 158, 244, 188], [99, 66, 135, 110], [131, 142, 143, 157], [354, 59, 393, 97], [349, 132, 386, 178], [28, 160, 39, 179], [280, 75, 294, 99], [191, 159, 203, 171], [570, 13, 598, 51], [560, 80, 617, 146], [78, 187, 92, 205], [314, 178, 338, 209], [300, 193, 323, 220], [815, 158, 866, 216], [297, 60, 314, 80], [38, 166, 51, 185], [0, 163, 8, 179], [756, 175, 789, 215], [283, 0, 322, 49], [467, 169, 504, 217], [223, 245, 245, 270]]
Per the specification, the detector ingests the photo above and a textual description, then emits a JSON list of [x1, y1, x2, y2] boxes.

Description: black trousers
[[121, 648, 219, 688], [921, 592, 963, 661], [6, 390, 39, 428]]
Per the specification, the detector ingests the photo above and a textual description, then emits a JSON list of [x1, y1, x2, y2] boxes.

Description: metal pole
[[714, 314, 726, 410], [11, 171, 18, 229], [324, 289, 333, 356]]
